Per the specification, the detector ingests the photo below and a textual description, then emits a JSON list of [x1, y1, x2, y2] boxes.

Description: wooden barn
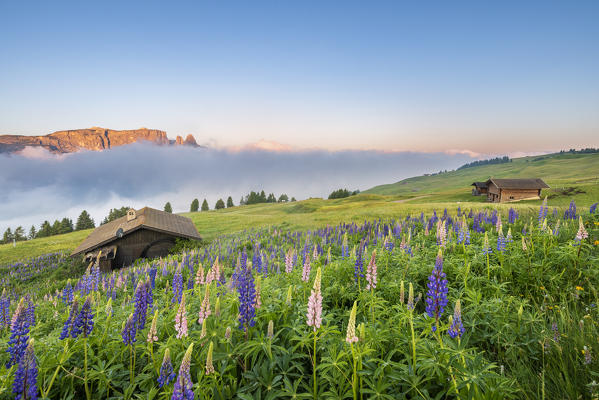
[[71, 207, 201, 271], [471, 181, 489, 196], [483, 178, 549, 203]]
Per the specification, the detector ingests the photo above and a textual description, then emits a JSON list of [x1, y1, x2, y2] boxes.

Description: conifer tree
[[75, 211, 95, 230], [190, 198, 200, 212], [164, 202, 173, 213], [201, 199, 209, 211], [215, 199, 225, 209], [227, 196, 234, 208]]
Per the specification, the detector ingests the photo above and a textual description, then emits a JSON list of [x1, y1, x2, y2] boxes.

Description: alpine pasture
[[1, 195, 598, 399]]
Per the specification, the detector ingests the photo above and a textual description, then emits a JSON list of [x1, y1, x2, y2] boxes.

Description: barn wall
[[112, 229, 177, 268], [487, 183, 500, 202], [500, 189, 541, 202]]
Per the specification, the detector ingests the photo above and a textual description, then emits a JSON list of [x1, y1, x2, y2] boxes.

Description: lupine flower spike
[[205, 341, 215, 375], [147, 310, 158, 343], [365, 250, 377, 290], [426, 250, 448, 331], [448, 300, 465, 339], [175, 293, 188, 339], [575, 216, 588, 242], [13, 338, 37, 400], [198, 285, 211, 324], [172, 343, 194, 400], [306, 267, 323, 332], [157, 348, 175, 388], [345, 301, 358, 344]]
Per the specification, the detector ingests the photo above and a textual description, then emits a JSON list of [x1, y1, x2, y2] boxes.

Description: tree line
[[457, 156, 511, 170], [179, 191, 296, 213], [1, 210, 95, 244]]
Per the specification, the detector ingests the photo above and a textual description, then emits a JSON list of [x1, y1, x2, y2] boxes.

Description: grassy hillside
[[365, 152, 599, 205], [0, 195, 547, 265]]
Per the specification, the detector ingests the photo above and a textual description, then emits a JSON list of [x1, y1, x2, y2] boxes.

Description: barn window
[[509, 196, 514, 200]]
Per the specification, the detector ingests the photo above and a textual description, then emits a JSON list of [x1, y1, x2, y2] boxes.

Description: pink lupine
[[285, 248, 294, 273], [345, 301, 358, 344], [365, 250, 377, 290], [254, 277, 262, 309], [197, 285, 211, 324], [576, 216, 588, 241], [195, 264, 205, 286], [147, 310, 158, 343], [174, 293, 188, 339], [301, 255, 311, 282], [306, 267, 323, 332]]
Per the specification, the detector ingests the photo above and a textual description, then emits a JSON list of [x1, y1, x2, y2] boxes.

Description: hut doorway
[[140, 237, 176, 259]]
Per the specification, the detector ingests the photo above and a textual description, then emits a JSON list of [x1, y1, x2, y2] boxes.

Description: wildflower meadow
[[1, 200, 598, 399]]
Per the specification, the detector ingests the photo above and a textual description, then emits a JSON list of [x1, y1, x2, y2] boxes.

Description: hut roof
[[486, 178, 549, 190], [71, 207, 201, 256], [471, 181, 488, 188]]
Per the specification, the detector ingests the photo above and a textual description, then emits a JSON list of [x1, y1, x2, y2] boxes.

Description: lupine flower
[[341, 233, 349, 258], [306, 267, 323, 332], [365, 250, 377, 290], [552, 322, 560, 343], [60, 299, 79, 340], [496, 226, 506, 253], [224, 326, 232, 340], [267, 320, 274, 339], [205, 341, 215, 375], [448, 300, 465, 339], [62, 280, 73, 305], [157, 348, 176, 388], [506, 227, 513, 244], [522, 236, 528, 251], [147, 310, 159, 343], [122, 313, 137, 345], [436, 220, 447, 248], [133, 281, 149, 330], [7, 298, 30, 368], [583, 346, 592, 365], [198, 284, 211, 324], [495, 214, 502, 232], [172, 265, 183, 304], [254, 277, 262, 309], [301, 255, 311, 282], [564, 200, 577, 220], [172, 343, 194, 400], [426, 250, 448, 330], [407, 283, 414, 310], [13, 339, 37, 400], [200, 319, 207, 339], [1, 288, 11, 329], [508, 208, 518, 224], [482, 232, 492, 255], [214, 297, 221, 318], [285, 248, 294, 273], [538, 196, 548, 227], [285, 285, 293, 306], [590, 202, 598, 214], [72, 297, 94, 338], [345, 301, 358, 344], [175, 293, 188, 339], [195, 263, 205, 286], [399, 281, 405, 304], [326, 246, 332, 264], [575, 216, 589, 242]]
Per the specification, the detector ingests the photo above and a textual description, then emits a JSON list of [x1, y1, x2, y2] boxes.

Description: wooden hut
[[71, 207, 201, 271], [471, 181, 488, 196], [484, 178, 549, 203]]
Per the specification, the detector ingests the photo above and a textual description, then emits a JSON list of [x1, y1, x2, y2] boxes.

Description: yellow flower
[[540, 286, 545, 290], [594, 240, 599, 246], [576, 286, 584, 291]]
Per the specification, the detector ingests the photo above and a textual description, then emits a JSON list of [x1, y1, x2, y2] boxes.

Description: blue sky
[[1, 1, 598, 153]]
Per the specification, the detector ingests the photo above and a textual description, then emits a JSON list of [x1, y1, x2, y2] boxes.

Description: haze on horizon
[[1, 1, 598, 154]]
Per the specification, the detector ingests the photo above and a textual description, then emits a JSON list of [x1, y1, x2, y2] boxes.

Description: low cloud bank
[[0, 144, 475, 232]]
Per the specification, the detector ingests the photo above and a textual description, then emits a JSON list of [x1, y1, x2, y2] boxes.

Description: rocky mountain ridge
[[0, 127, 200, 154]]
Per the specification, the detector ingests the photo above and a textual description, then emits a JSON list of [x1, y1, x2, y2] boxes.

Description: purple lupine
[[0, 288, 10, 329], [496, 227, 506, 253], [425, 251, 448, 331], [564, 200, 577, 220], [74, 297, 94, 338], [59, 299, 79, 340], [157, 348, 176, 388], [172, 265, 183, 304], [6, 299, 30, 368], [133, 281, 149, 330], [25, 298, 35, 328], [149, 264, 158, 289], [122, 313, 137, 345], [448, 300, 465, 339], [482, 232, 492, 255], [301, 255, 311, 282], [552, 322, 560, 343], [538, 197, 548, 227], [13, 339, 37, 400], [62, 281, 73, 305], [590, 203, 598, 214], [236, 250, 256, 332], [172, 344, 194, 400]]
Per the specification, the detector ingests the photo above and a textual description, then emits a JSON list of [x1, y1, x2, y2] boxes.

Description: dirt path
[[393, 195, 430, 203]]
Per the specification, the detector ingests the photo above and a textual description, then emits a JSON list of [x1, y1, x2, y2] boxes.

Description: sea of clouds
[[0, 144, 476, 232]]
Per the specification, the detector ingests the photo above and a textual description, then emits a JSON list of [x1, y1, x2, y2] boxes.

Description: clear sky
[[1, 1, 598, 154]]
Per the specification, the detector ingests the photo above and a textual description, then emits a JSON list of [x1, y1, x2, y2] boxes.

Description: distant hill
[[0, 127, 200, 154], [364, 152, 599, 205]]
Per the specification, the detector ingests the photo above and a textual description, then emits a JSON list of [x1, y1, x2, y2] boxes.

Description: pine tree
[[267, 193, 276, 203], [14, 226, 26, 241], [201, 199, 209, 211], [59, 218, 74, 234], [38, 221, 52, 237], [28, 225, 37, 240], [2, 228, 13, 244], [75, 211, 95, 230], [278, 194, 289, 202], [101, 207, 129, 224], [291, 197, 297, 202], [51, 220, 61, 235], [190, 198, 200, 212], [164, 202, 173, 213], [215, 199, 225, 209], [227, 196, 234, 208]]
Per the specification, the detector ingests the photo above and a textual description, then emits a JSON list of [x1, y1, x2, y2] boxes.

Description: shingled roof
[[471, 181, 488, 188], [486, 178, 549, 189], [71, 207, 201, 256]]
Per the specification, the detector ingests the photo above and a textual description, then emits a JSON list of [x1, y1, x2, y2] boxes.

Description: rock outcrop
[[0, 127, 200, 154]]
